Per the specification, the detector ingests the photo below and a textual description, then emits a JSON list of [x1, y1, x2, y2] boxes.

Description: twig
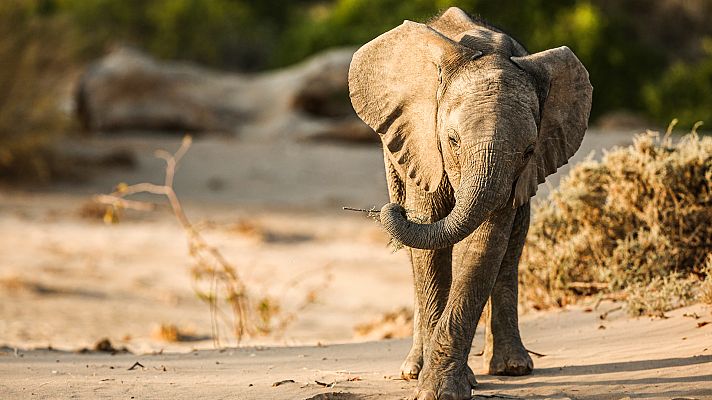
[[342, 206, 379, 213], [566, 282, 608, 290], [127, 361, 144, 371], [272, 379, 295, 387], [94, 136, 252, 345], [92, 194, 156, 212], [526, 348, 547, 358], [599, 305, 623, 320], [593, 295, 604, 311]]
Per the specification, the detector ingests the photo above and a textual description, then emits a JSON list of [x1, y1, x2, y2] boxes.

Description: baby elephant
[[348, 7, 592, 400]]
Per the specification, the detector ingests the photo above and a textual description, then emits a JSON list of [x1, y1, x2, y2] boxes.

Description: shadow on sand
[[476, 354, 712, 398]]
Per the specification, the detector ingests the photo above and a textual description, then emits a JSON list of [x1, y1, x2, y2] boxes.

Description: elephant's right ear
[[349, 21, 454, 193]]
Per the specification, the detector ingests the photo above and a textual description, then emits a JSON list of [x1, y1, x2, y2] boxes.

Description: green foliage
[[274, 0, 445, 66], [16, 0, 682, 122], [276, 0, 667, 120], [1, 0, 711, 181], [643, 39, 712, 129], [57, 0, 273, 71]]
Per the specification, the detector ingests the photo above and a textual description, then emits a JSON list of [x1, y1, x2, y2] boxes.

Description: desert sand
[[1, 130, 711, 399], [1, 304, 711, 399]]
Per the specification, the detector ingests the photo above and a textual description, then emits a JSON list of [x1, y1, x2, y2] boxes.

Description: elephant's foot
[[484, 342, 533, 376], [411, 363, 476, 400], [400, 350, 423, 380]]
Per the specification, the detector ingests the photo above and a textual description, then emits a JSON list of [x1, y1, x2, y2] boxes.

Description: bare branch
[[95, 135, 328, 346]]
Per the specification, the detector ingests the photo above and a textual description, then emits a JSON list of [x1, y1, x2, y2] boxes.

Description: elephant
[[348, 7, 592, 400]]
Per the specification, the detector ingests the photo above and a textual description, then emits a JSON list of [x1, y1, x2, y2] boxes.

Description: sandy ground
[[1, 304, 710, 399], [2, 129, 711, 398]]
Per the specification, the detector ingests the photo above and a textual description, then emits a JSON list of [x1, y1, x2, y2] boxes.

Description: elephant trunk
[[380, 144, 512, 250]]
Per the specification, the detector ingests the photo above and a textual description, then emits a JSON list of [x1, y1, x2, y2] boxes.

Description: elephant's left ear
[[511, 46, 593, 207]]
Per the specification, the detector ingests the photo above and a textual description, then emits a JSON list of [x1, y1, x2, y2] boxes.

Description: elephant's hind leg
[[484, 202, 533, 376]]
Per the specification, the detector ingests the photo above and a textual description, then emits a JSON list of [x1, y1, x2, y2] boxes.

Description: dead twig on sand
[[127, 361, 144, 371], [272, 379, 295, 387], [599, 305, 623, 321], [526, 348, 547, 358]]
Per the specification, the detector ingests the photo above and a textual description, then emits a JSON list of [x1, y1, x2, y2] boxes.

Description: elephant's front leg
[[402, 247, 452, 380], [484, 202, 533, 376], [414, 207, 515, 400], [401, 283, 423, 379]]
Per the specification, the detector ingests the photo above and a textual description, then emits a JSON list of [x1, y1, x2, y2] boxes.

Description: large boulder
[[76, 47, 375, 142]]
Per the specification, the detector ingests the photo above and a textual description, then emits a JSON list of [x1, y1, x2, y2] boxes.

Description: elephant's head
[[348, 8, 592, 250]]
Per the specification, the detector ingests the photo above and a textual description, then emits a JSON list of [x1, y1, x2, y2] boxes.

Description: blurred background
[[2, 0, 712, 180], [0, 0, 710, 351]]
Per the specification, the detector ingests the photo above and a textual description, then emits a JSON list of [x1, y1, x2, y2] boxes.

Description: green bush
[[1, 0, 711, 181], [274, 0, 667, 120], [643, 39, 712, 129], [57, 0, 276, 71]]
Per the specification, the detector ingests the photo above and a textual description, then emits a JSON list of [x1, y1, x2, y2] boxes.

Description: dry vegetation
[[96, 136, 329, 346], [353, 307, 413, 340], [521, 124, 712, 316], [0, 2, 80, 182]]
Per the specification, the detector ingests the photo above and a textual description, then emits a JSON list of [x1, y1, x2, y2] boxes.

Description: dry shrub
[[0, 275, 57, 295], [78, 199, 116, 222], [521, 126, 712, 316], [625, 272, 698, 317], [150, 323, 201, 342], [353, 307, 413, 340], [152, 324, 182, 342], [0, 2, 80, 182], [699, 255, 712, 307]]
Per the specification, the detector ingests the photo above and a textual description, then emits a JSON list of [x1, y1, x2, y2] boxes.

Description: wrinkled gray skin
[[348, 7, 592, 400]]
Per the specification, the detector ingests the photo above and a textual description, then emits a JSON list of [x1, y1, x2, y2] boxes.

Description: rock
[[76, 47, 377, 143], [76, 48, 245, 133], [594, 111, 655, 131]]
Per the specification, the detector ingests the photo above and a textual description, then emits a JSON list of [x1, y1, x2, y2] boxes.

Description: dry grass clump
[[698, 255, 712, 306], [521, 126, 712, 316], [353, 307, 413, 340], [625, 272, 699, 317], [0, 275, 59, 295], [150, 323, 202, 342], [0, 2, 79, 182]]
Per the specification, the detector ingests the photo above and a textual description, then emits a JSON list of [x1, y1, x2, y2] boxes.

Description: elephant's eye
[[448, 129, 460, 150], [523, 144, 535, 158]]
